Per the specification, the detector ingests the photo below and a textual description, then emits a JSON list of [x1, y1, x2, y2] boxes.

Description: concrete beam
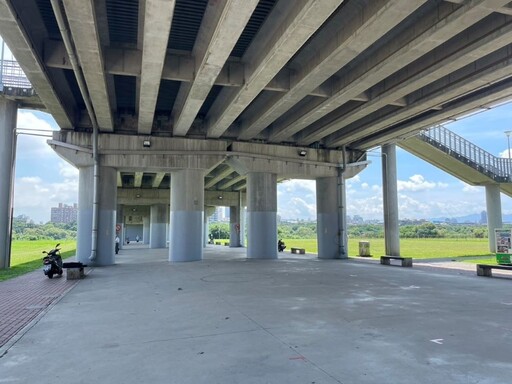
[[118, 188, 169, 205], [205, 166, 235, 189], [301, 14, 512, 146], [152, 172, 166, 188], [269, 0, 509, 143], [205, 0, 344, 139], [63, 0, 113, 131], [44, 41, 333, 98], [138, 0, 175, 134], [0, 0, 73, 128], [50, 132, 227, 170], [237, 0, 428, 141], [217, 175, 245, 190], [172, 0, 258, 136], [95, 0, 117, 114], [354, 66, 512, 149], [134, 172, 143, 188], [205, 190, 241, 207]]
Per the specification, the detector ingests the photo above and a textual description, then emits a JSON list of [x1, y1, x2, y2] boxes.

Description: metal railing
[[0, 59, 32, 89], [418, 125, 511, 181]]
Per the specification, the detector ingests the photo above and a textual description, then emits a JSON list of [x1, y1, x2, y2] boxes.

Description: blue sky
[[12, 103, 512, 223]]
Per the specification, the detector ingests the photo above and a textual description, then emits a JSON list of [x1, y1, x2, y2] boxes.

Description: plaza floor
[[1, 245, 511, 384]]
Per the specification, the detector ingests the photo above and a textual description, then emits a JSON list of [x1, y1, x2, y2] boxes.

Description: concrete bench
[[380, 256, 413, 267], [291, 247, 306, 254], [62, 262, 87, 280], [476, 264, 512, 277]]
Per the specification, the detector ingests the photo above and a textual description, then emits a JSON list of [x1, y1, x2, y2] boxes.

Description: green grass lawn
[[0, 237, 497, 281], [282, 237, 493, 259], [0, 240, 76, 282]]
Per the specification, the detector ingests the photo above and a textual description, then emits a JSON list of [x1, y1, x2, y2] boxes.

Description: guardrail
[[418, 125, 511, 181], [0, 59, 32, 89]]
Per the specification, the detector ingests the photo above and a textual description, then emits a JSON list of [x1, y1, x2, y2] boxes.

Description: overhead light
[[135, 194, 141, 198], [218, 195, 223, 200], [143, 140, 151, 148], [298, 149, 307, 157], [132, 208, 137, 212]]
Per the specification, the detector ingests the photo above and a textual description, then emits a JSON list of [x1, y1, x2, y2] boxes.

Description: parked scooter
[[42, 243, 63, 279], [278, 239, 286, 252]]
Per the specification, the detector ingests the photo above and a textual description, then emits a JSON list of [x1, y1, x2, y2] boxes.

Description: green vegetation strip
[[282, 238, 492, 259], [0, 240, 76, 282]]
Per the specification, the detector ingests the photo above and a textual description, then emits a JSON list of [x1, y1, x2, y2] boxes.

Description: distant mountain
[[430, 213, 512, 224]]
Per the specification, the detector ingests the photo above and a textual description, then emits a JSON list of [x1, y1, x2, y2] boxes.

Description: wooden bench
[[476, 264, 512, 277], [62, 262, 87, 280], [215, 241, 221, 245], [224, 242, 229, 246], [380, 256, 413, 267], [291, 247, 306, 254]]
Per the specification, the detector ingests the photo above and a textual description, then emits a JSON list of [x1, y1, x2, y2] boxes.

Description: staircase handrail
[[0, 59, 32, 89], [419, 125, 510, 179]]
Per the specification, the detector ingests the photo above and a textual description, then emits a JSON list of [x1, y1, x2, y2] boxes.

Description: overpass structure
[[2, 0, 512, 267]]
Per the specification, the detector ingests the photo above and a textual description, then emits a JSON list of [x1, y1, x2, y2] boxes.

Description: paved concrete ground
[[1, 246, 512, 384]]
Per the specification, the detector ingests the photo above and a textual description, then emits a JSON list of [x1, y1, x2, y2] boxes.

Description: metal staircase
[[399, 125, 512, 197]]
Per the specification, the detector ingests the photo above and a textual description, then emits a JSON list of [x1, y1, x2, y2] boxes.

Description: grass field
[[0, 240, 76, 282], [0, 237, 498, 282], [281, 237, 493, 259]]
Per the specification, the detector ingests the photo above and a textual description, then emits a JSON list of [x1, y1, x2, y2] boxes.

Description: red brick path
[[0, 270, 80, 349]]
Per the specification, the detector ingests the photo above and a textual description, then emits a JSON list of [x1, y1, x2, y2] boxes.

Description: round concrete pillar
[[0, 99, 16, 269], [77, 166, 117, 266], [246, 172, 277, 259], [150, 204, 167, 248], [143, 216, 150, 244], [485, 184, 502, 253], [382, 144, 400, 256], [316, 177, 344, 259], [229, 205, 241, 247], [116, 204, 124, 250], [204, 206, 215, 247], [169, 169, 204, 262]]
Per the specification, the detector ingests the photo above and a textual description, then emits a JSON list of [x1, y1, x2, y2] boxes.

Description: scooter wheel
[[48, 272, 53, 279]]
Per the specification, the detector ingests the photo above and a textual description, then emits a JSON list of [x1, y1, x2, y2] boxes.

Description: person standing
[[115, 235, 120, 254]]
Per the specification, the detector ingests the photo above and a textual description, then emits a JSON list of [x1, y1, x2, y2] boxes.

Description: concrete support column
[[0, 99, 16, 269], [116, 204, 124, 250], [229, 205, 241, 247], [247, 172, 277, 259], [77, 166, 117, 266], [485, 184, 502, 253], [203, 213, 209, 247], [169, 169, 204, 262], [316, 176, 347, 259], [143, 216, 150, 244], [150, 204, 167, 248], [203, 206, 215, 247], [382, 144, 400, 256], [240, 193, 246, 247]]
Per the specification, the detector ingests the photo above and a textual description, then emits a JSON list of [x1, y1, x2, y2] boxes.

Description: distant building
[[51, 203, 78, 224], [479, 210, 487, 225]]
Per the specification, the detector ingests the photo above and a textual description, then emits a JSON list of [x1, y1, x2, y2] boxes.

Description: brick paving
[[0, 270, 80, 350]]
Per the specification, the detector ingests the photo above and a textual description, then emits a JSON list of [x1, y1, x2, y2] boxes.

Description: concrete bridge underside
[[3, 0, 512, 265]]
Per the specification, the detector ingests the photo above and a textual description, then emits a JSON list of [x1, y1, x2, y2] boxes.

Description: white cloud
[[461, 182, 480, 193], [16, 110, 58, 159], [397, 174, 447, 192], [59, 161, 79, 179], [499, 149, 511, 158], [13, 110, 77, 223]]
